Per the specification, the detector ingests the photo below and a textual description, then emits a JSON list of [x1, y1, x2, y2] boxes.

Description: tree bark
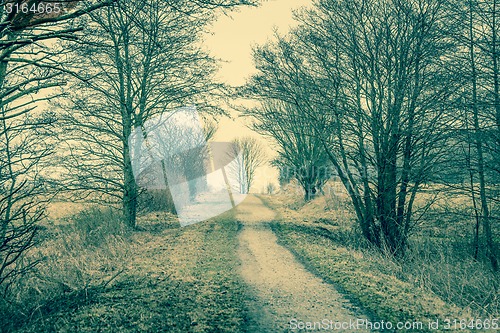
[[469, 0, 499, 271]]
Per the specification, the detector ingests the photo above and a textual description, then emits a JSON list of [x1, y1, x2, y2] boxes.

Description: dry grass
[[2, 205, 248, 332], [263, 189, 499, 328], [1, 206, 130, 331], [403, 239, 499, 317], [272, 222, 471, 332], [44, 201, 88, 222]]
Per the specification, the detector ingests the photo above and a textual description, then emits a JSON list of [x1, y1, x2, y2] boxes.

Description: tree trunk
[[492, 0, 500, 133], [304, 184, 317, 201], [377, 140, 404, 257], [469, 0, 499, 271], [123, 143, 138, 229]]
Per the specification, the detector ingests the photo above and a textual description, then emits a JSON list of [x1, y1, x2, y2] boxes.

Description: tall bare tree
[[0, 0, 115, 292], [247, 0, 459, 256], [227, 137, 265, 194], [57, 0, 257, 228], [447, 0, 500, 270]]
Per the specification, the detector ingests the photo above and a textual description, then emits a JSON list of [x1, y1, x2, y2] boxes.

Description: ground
[[236, 195, 372, 332], [5, 193, 477, 332]]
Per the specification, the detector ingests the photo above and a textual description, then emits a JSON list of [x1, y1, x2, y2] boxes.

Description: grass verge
[[3, 209, 247, 333], [271, 221, 473, 333]]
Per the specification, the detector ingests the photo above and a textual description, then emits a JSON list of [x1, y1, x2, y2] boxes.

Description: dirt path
[[236, 195, 371, 332]]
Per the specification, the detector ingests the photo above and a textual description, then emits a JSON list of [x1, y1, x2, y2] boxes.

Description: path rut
[[236, 195, 372, 332]]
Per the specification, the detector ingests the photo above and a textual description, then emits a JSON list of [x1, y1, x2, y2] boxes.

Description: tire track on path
[[236, 195, 372, 332]]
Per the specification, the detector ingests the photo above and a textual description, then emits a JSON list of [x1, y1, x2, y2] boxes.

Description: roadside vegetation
[[0, 1, 256, 331], [241, 0, 500, 326], [262, 186, 499, 332], [1, 0, 499, 331], [245, 0, 500, 270], [1, 207, 247, 333]]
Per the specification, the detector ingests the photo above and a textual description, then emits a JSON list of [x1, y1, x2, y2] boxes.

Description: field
[[3, 190, 498, 332], [2, 208, 248, 333]]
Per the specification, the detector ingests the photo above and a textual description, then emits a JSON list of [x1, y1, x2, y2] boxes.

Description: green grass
[[3, 210, 248, 333], [271, 222, 472, 333]]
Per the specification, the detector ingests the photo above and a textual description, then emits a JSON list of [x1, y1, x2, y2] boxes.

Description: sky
[[203, 0, 312, 191], [205, 0, 311, 87]]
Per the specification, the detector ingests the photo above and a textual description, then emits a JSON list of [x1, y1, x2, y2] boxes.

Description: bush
[[138, 189, 177, 214], [70, 207, 127, 247], [1, 207, 129, 331], [266, 182, 276, 195], [403, 238, 500, 317]]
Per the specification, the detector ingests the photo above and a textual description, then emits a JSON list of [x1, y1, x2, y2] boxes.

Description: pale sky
[[205, 0, 311, 87], [204, 0, 312, 191]]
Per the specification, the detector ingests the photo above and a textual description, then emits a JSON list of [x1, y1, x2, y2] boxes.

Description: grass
[[403, 238, 499, 317], [2, 207, 248, 333], [3, 190, 497, 332], [262, 190, 499, 333], [271, 222, 471, 333]]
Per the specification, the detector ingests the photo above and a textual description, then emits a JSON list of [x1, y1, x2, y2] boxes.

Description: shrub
[[1, 207, 129, 331], [266, 182, 276, 195], [138, 189, 177, 214], [70, 207, 127, 248]]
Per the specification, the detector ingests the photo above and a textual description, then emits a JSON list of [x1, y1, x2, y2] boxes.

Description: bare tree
[[247, 0, 459, 257], [245, 99, 332, 201], [227, 137, 265, 194], [466, 0, 498, 271], [0, 1, 115, 121], [0, 108, 57, 294], [0, 0, 115, 292], [57, 0, 257, 228], [445, 0, 500, 271]]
